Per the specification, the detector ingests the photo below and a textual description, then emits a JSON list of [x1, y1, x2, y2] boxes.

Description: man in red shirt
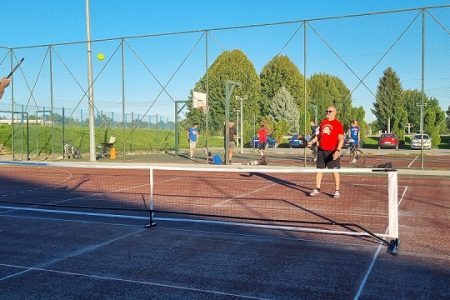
[[257, 123, 269, 158], [307, 106, 344, 198]]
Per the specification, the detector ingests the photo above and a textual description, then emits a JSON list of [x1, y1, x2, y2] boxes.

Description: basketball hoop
[[193, 91, 207, 111]]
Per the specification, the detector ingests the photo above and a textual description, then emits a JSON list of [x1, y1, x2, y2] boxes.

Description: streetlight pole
[[225, 80, 240, 165], [235, 109, 240, 148], [303, 20, 308, 167], [420, 9, 425, 170], [85, 0, 96, 161], [236, 96, 247, 154]]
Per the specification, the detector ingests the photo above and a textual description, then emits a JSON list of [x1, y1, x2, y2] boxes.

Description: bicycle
[[342, 139, 366, 167], [63, 141, 81, 159]]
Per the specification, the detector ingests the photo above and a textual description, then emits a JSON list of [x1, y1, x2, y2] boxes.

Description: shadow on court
[[0, 172, 449, 299]]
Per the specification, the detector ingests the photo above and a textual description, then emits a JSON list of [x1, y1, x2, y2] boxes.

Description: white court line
[[0, 168, 73, 214], [0, 208, 20, 214], [407, 155, 419, 168], [2, 166, 74, 196], [1, 213, 140, 228], [0, 206, 379, 249], [47, 173, 169, 205], [351, 183, 387, 187], [1, 186, 129, 214], [0, 204, 392, 239], [50, 183, 150, 205], [44, 175, 180, 205], [0, 228, 145, 282], [0, 262, 266, 300], [0, 205, 149, 220], [353, 186, 408, 300], [211, 183, 277, 207]]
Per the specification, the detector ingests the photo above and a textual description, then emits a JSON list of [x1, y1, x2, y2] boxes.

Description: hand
[[0, 78, 10, 87], [332, 150, 340, 160]]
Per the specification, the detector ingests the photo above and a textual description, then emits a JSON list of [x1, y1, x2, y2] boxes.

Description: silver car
[[410, 134, 432, 150]]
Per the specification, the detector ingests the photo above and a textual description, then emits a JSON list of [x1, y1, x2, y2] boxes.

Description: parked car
[[250, 136, 276, 148], [378, 133, 399, 150], [410, 133, 432, 150], [289, 134, 308, 148]]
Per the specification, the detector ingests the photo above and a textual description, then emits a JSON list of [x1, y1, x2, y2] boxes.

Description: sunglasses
[[325, 110, 334, 113]]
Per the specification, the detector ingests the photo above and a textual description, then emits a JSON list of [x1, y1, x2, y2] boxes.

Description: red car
[[378, 133, 399, 150]]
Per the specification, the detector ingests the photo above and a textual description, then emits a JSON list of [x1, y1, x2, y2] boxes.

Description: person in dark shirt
[[224, 122, 237, 163]]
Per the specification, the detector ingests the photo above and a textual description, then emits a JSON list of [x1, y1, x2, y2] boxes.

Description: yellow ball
[[97, 52, 105, 61]]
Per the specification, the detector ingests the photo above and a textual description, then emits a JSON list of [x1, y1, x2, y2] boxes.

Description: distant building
[[0, 119, 53, 126]]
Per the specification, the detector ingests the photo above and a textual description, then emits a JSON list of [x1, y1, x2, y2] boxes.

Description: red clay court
[[0, 161, 449, 298]]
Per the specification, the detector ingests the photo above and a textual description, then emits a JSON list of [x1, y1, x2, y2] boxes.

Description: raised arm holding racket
[[0, 77, 10, 100], [0, 58, 24, 100]]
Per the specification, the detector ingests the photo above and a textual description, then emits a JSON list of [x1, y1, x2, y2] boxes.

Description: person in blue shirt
[[207, 151, 223, 165], [187, 123, 199, 159], [348, 120, 360, 148]]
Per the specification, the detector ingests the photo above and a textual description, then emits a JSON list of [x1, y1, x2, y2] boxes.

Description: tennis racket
[[6, 58, 24, 79]]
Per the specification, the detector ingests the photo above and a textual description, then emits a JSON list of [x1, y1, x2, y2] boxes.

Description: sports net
[[0, 162, 398, 243]]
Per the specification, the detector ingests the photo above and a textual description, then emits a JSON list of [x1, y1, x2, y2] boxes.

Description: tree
[[269, 86, 299, 133], [97, 112, 112, 128], [272, 120, 289, 145], [49, 112, 77, 126], [403, 89, 425, 132], [404, 90, 448, 136], [260, 55, 305, 116], [187, 50, 261, 137], [308, 73, 353, 129], [424, 98, 445, 147], [368, 120, 380, 135], [372, 67, 407, 140], [446, 105, 450, 133]]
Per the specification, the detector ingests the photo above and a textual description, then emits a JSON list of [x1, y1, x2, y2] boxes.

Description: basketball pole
[[236, 96, 247, 154], [225, 80, 240, 165]]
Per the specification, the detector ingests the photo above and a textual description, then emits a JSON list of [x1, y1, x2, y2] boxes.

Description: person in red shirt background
[[307, 106, 344, 198], [257, 122, 269, 159]]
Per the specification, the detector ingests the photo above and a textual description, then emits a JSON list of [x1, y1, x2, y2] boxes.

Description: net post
[[387, 170, 399, 254], [145, 167, 157, 228]]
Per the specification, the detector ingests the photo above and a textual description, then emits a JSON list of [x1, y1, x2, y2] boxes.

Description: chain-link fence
[[0, 5, 448, 166]]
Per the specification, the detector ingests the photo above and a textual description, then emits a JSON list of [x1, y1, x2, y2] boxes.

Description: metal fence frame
[[0, 5, 448, 167]]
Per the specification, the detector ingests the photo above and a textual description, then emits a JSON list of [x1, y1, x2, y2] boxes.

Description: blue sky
[[1, 0, 449, 123], [2, 0, 448, 46]]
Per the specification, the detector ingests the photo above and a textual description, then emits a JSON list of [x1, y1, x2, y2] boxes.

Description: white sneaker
[[309, 189, 320, 197], [333, 190, 341, 199]]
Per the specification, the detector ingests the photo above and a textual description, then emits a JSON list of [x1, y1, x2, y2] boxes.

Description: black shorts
[[257, 142, 267, 150], [316, 148, 341, 169]]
